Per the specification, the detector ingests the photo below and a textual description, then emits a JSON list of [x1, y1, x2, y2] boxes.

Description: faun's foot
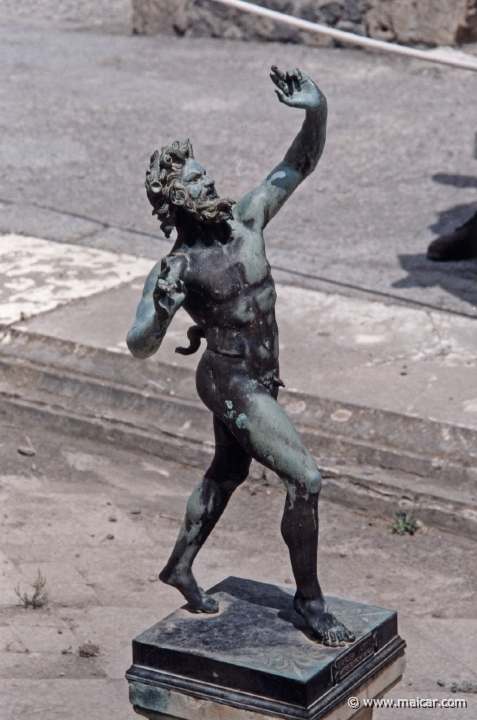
[[294, 596, 355, 647], [159, 565, 219, 614]]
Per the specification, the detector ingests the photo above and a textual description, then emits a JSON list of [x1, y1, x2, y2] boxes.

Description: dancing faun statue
[[127, 66, 355, 648]]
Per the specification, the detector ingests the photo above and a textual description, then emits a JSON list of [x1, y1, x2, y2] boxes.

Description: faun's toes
[[203, 598, 219, 614], [313, 625, 355, 647], [199, 589, 219, 614], [314, 628, 324, 643], [187, 600, 218, 614]]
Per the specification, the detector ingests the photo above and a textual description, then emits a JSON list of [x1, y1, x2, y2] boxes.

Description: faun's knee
[[205, 462, 249, 491], [229, 463, 250, 488], [303, 467, 322, 495]]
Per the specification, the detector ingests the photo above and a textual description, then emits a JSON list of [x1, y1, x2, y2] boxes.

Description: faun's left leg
[[159, 415, 251, 612], [198, 369, 355, 645]]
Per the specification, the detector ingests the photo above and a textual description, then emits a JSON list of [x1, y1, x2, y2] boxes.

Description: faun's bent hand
[[127, 260, 187, 359], [153, 277, 187, 321]]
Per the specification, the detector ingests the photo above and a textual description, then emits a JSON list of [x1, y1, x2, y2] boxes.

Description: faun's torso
[[168, 220, 278, 369]]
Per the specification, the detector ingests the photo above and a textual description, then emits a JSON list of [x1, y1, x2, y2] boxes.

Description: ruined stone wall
[[0, 0, 131, 32], [132, 0, 477, 47]]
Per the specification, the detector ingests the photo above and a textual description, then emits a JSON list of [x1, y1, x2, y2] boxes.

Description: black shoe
[[427, 211, 477, 261]]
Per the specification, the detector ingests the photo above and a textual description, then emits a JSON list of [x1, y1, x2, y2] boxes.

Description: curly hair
[[145, 140, 235, 238]]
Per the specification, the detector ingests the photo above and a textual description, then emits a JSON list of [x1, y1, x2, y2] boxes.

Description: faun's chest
[[184, 238, 269, 304]]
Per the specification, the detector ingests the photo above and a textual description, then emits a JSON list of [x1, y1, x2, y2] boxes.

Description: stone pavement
[[0, 0, 131, 34], [1, 23, 477, 318], [2, 233, 477, 429], [0, 419, 476, 720], [1, 15, 477, 720], [1, 229, 477, 555]]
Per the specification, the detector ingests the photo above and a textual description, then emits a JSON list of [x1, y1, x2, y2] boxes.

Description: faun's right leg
[[159, 415, 251, 613], [199, 367, 355, 645], [194, 354, 355, 644], [280, 486, 355, 646]]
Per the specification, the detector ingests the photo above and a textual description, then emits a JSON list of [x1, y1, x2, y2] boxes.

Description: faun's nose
[[204, 175, 214, 187]]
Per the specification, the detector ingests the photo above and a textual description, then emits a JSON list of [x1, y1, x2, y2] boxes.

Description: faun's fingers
[[290, 67, 302, 91], [176, 279, 187, 295], [271, 64, 287, 81], [274, 88, 289, 104], [270, 71, 290, 96], [288, 76, 299, 94], [280, 79, 291, 95]]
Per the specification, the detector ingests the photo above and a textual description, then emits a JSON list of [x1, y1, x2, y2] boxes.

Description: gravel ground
[[1, 14, 477, 720], [1, 23, 477, 316], [0, 0, 131, 33], [0, 417, 476, 719]]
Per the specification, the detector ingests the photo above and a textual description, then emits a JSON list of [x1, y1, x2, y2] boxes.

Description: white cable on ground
[[212, 0, 477, 72]]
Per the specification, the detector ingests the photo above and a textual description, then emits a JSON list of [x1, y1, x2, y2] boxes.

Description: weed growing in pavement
[[450, 681, 477, 694], [15, 569, 48, 608], [391, 493, 421, 535], [78, 643, 99, 657]]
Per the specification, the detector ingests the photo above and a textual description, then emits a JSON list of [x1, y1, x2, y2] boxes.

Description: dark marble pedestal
[[126, 577, 405, 720]]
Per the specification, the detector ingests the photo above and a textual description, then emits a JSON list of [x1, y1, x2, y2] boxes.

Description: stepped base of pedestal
[[126, 577, 406, 720], [130, 653, 404, 720]]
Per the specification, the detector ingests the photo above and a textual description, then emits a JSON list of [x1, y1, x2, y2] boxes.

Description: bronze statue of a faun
[[127, 66, 355, 648]]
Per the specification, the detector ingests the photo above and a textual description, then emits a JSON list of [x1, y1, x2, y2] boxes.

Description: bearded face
[[173, 159, 235, 225], [145, 143, 236, 237]]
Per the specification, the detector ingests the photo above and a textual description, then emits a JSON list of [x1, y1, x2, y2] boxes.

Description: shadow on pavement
[[428, 200, 477, 236], [392, 189, 477, 310], [394, 253, 477, 309], [432, 173, 477, 190]]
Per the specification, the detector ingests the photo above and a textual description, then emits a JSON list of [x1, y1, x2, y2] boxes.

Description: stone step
[[320, 464, 477, 539], [1, 329, 476, 538], [4, 348, 474, 491], [1, 392, 476, 539], [0, 394, 215, 470], [2, 327, 477, 478]]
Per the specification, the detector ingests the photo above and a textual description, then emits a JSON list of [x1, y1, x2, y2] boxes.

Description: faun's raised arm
[[127, 259, 186, 359], [235, 67, 327, 230]]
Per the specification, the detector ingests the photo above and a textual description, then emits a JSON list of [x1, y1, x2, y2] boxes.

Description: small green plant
[[450, 681, 477, 694], [391, 493, 421, 535], [15, 569, 48, 608]]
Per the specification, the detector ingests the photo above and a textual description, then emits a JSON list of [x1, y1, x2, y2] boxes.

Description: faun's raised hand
[[270, 66, 324, 110]]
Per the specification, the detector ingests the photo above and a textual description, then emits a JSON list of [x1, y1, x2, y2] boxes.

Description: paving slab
[[0, 0, 131, 34], [8, 234, 477, 430], [1, 24, 477, 316], [2, 232, 476, 540], [0, 418, 476, 720], [0, 199, 104, 244], [0, 233, 152, 326]]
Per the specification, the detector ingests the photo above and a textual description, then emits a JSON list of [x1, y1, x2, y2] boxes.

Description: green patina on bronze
[[127, 66, 354, 647]]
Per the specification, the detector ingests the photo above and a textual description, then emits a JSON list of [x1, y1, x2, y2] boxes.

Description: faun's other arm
[[235, 66, 327, 229], [127, 259, 186, 359]]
